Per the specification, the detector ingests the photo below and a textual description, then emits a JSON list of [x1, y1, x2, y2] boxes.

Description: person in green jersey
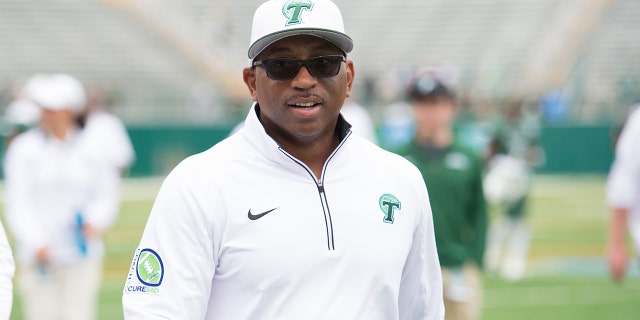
[[400, 72, 487, 320], [483, 98, 544, 282]]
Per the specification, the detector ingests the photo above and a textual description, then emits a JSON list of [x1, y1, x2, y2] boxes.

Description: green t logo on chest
[[379, 194, 401, 224]]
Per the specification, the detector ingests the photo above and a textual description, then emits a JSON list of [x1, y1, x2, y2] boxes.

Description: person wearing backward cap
[[401, 72, 487, 320], [3, 73, 121, 320], [122, 0, 444, 319]]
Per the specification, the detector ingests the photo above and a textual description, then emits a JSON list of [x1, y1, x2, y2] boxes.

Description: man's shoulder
[[626, 106, 640, 129], [6, 128, 45, 150]]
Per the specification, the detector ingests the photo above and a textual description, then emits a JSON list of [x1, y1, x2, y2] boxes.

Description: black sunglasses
[[252, 55, 346, 81]]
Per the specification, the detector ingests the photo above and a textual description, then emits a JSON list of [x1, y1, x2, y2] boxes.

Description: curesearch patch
[[136, 248, 164, 287], [124, 248, 162, 295], [379, 193, 401, 224]]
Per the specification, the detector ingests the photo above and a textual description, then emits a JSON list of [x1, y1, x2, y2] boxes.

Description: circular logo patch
[[136, 248, 164, 287]]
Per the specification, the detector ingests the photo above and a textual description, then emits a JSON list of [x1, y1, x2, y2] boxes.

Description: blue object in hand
[[75, 212, 87, 256]]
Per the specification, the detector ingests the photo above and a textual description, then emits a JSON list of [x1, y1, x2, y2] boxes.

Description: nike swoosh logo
[[248, 208, 278, 220]]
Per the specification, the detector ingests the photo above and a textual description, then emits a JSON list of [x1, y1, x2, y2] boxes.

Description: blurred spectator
[[3, 73, 120, 320], [378, 100, 415, 150], [0, 219, 15, 320], [606, 104, 640, 283], [540, 88, 569, 123], [1, 98, 41, 147], [483, 98, 545, 282], [378, 62, 461, 151], [376, 64, 417, 150], [340, 97, 378, 144], [82, 84, 135, 176], [400, 72, 487, 320]]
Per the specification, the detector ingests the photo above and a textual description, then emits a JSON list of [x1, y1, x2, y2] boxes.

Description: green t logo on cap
[[283, 0, 314, 26]]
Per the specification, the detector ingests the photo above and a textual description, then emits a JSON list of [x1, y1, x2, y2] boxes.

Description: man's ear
[[345, 59, 355, 98], [243, 67, 258, 102]]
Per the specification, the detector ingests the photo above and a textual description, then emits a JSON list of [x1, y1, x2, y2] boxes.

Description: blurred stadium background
[[1, 0, 640, 319], [0, 0, 639, 176]]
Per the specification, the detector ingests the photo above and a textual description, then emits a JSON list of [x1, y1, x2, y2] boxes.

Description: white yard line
[[526, 256, 640, 277]]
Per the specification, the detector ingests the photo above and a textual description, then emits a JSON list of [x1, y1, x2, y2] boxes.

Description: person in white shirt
[[1, 98, 41, 146], [3, 73, 120, 320], [0, 220, 15, 320], [607, 105, 640, 282], [83, 111, 135, 173], [82, 85, 135, 176], [122, 0, 444, 319], [341, 97, 378, 144]]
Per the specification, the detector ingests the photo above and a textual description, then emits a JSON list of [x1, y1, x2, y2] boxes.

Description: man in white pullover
[[122, 0, 444, 319]]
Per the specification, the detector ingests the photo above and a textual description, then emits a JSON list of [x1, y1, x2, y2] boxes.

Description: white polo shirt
[[3, 128, 120, 266], [83, 111, 135, 171]]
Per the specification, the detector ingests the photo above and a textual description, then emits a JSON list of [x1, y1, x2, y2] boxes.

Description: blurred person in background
[[400, 72, 487, 320], [483, 98, 544, 282], [3, 73, 121, 320], [122, 0, 444, 319], [82, 84, 135, 176], [606, 104, 640, 283], [378, 99, 415, 150], [1, 98, 41, 147], [377, 66, 417, 151], [340, 96, 378, 144], [0, 219, 15, 320]]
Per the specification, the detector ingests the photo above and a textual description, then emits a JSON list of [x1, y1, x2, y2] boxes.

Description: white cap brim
[[249, 28, 353, 60]]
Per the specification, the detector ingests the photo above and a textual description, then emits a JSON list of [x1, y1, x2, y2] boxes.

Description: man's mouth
[[291, 102, 319, 108]]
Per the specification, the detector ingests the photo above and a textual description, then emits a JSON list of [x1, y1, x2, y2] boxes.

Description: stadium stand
[[0, 0, 638, 124], [0, 0, 234, 123]]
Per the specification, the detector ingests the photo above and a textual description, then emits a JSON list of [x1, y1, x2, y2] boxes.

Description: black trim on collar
[[336, 113, 352, 141]]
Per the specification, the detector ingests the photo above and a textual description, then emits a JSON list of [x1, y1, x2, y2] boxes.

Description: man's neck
[[49, 126, 71, 141], [279, 132, 340, 180], [416, 128, 453, 148]]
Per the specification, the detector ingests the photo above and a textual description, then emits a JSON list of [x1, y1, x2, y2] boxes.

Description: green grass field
[[5, 174, 640, 319]]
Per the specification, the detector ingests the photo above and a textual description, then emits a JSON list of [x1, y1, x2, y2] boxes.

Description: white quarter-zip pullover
[[123, 105, 444, 319]]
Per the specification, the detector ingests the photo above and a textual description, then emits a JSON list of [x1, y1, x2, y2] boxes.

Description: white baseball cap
[[248, 0, 353, 61], [21, 73, 87, 114]]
